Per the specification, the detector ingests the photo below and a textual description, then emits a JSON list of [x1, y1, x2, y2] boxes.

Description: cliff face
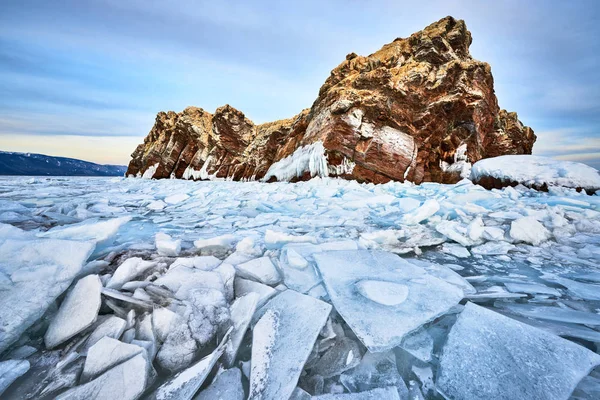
[[127, 16, 536, 184]]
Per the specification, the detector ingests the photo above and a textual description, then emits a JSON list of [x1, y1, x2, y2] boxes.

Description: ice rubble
[[471, 155, 600, 191], [1, 171, 600, 399]]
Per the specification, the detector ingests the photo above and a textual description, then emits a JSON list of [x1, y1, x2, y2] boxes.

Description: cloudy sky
[[1, 0, 599, 167]]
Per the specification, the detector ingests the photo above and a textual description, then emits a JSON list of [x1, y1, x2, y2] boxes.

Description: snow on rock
[[81, 337, 144, 382], [262, 142, 329, 182], [56, 352, 148, 400], [153, 331, 230, 400], [235, 256, 281, 285], [155, 232, 182, 256], [107, 257, 156, 289], [437, 302, 600, 400], [249, 290, 332, 400], [194, 368, 245, 400], [0, 359, 30, 396], [470, 155, 600, 192], [0, 238, 95, 353], [44, 274, 102, 349], [509, 216, 551, 246], [314, 250, 463, 352]]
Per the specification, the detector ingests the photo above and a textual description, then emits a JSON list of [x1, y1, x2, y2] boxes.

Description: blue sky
[[0, 0, 599, 167]]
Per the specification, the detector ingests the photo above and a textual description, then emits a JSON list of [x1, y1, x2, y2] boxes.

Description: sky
[[0, 0, 599, 168]]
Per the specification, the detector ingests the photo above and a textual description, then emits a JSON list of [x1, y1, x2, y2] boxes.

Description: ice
[[107, 257, 157, 289], [471, 155, 600, 191], [234, 277, 277, 309], [340, 351, 408, 398], [441, 243, 470, 258], [496, 303, 600, 325], [470, 241, 515, 255], [45, 274, 102, 348], [156, 232, 182, 256], [81, 337, 144, 381], [264, 229, 317, 249], [262, 141, 329, 182], [504, 282, 561, 297], [164, 193, 190, 204], [509, 216, 551, 245], [310, 387, 401, 399], [194, 234, 237, 251], [56, 353, 148, 400], [38, 216, 131, 245], [437, 302, 600, 400], [222, 292, 259, 367], [83, 315, 127, 352], [314, 250, 463, 351], [194, 368, 244, 400], [550, 276, 600, 300], [249, 290, 332, 400], [0, 359, 30, 396], [152, 307, 180, 342], [0, 238, 95, 353], [235, 256, 282, 285], [153, 331, 230, 400], [401, 199, 440, 225], [312, 337, 362, 378]]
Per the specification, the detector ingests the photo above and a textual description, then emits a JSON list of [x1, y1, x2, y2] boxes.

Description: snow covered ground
[[0, 175, 600, 399]]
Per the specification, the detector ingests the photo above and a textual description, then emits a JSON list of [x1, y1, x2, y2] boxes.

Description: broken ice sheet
[[0, 359, 30, 396], [249, 290, 331, 400], [0, 238, 95, 353], [44, 274, 102, 349], [311, 387, 401, 399], [437, 302, 600, 400], [314, 250, 463, 351], [340, 351, 409, 398]]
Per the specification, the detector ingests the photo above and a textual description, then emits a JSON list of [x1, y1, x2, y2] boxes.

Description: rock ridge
[[127, 16, 536, 184]]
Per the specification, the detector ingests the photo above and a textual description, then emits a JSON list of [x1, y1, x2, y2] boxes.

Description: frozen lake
[[0, 176, 599, 399]]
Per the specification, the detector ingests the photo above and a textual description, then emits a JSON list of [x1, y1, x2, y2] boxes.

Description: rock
[[44, 274, 103, 349], [127, 17, 534, 185]]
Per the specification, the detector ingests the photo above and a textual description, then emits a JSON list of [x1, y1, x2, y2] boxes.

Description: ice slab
[[107, 257, 156, 290], [156, 232, 182, 256], [194, 368, 244, 400], [0, 238, 95, 353], [153, 331, 230, 400], [56, 352, 147, 400], [437, 302, 600, 400], [551, 277, 600, 301], [311, 387, 400, 399], [234, 277, 277, 309], [82, 337, 144, 382], [496, 302, 600, 325], [45, 274, 102, 348], [340, 351, 408, 398], [314, 250, 463, 351], [37, 216, 131, 245], [312, 337, 361, 378], [235, 256, 281, 285], [222, 293, 259, 368], [504, 282, 561, 297], [83, 315, 127, 352], [401, 199, 440, 225], [510, 216, 551, 246], [0, 359, 30, 396], [249, 290, 332, 400]]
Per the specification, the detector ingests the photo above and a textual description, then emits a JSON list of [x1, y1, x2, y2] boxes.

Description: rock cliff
[[127, 16, 536, 184]]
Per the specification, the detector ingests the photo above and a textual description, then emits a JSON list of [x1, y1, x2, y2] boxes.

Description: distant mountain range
[[0, 151, 127, 176]]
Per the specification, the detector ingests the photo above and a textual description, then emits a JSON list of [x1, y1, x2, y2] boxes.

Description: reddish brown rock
[[127, 16, 535, 184]]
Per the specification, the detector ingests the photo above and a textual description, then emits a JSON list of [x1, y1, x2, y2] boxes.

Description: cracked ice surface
[[0, 175, 599, 399]]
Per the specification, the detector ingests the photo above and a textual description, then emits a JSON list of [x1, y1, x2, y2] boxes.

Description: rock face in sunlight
[[126, 16, 535, 184]]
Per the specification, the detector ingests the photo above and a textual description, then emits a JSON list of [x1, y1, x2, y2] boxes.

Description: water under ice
[[0, 175, 599, 399]]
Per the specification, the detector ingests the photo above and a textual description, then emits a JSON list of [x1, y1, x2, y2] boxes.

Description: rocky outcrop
[[127, 16, 536, 184]]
